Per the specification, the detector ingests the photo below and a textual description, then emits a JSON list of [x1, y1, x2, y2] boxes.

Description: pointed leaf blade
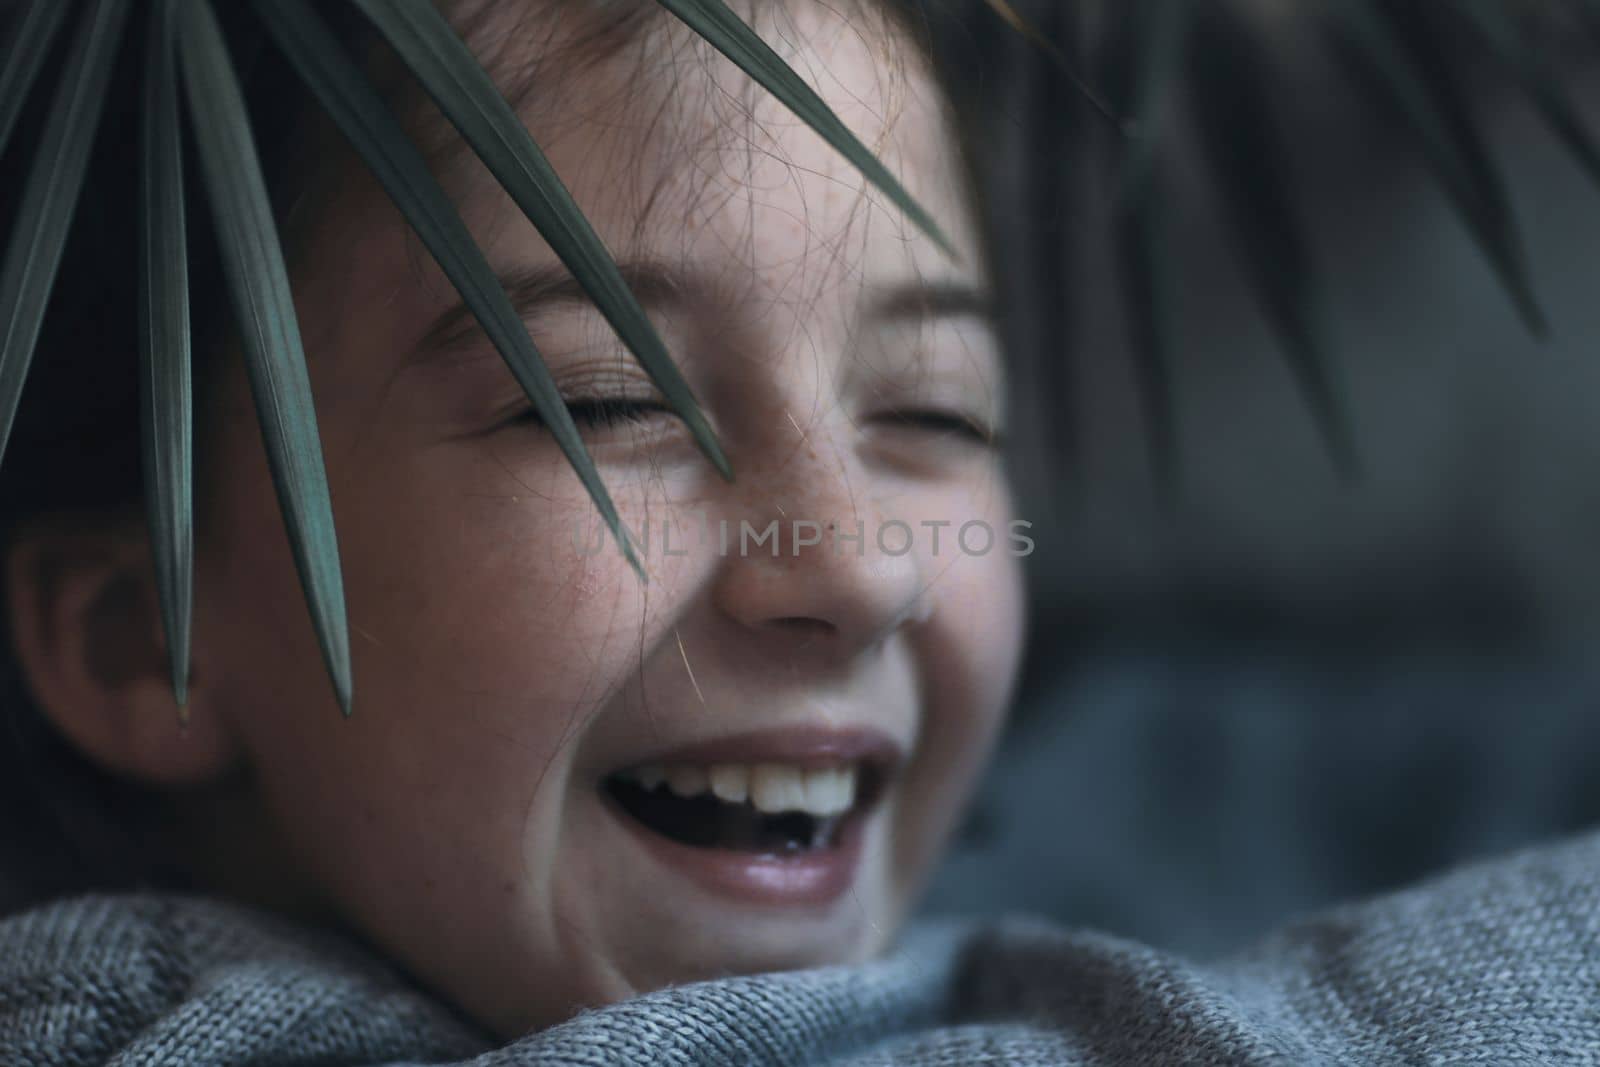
[[1328, 0, 1545, 335], [977, 0, 1119, 124], [1114, 177, 1178, 492], [140, 0, 193, 711], [1456, 0, 1600, 192], [251, 0, 644, 579], [177, 0, 352, 715], [0, 0, 71, 160], [1189, 6, 1359, 479], [353, 0, 731, 484], [1116, 0, 1190, 190], [1012, 1, 1090, 475], [0, 0, 129, 465], [1107, 0, 1192, 489]]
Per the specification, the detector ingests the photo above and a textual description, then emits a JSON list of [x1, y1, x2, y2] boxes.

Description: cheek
[[887, 483, 1026, 901], [191, 414, 659, 866], [331, 439, 714, 717], [920, 478, 1028, 713], [928, 530, 1026, 779]]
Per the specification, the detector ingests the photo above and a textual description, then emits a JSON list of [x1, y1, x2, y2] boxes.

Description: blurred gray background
[[918, 1, 1600, 956]]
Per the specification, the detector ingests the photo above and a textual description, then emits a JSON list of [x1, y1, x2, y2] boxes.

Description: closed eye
[[514, 397, 675, 431], [876, 408, 999, 447]]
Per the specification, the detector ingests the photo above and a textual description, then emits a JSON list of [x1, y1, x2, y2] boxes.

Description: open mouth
[[604, 761, 887, 855]]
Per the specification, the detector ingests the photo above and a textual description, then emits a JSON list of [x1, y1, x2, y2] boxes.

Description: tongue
[[608, 778, 837, 853]]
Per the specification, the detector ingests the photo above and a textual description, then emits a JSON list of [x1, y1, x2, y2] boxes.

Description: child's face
[[191, 0, 1022, 1036]]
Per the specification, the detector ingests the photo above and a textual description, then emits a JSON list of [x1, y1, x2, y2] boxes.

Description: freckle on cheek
[[560, 551, 605, 609]]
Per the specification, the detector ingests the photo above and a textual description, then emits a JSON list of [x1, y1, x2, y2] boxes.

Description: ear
[[4, 516, 239, 787]]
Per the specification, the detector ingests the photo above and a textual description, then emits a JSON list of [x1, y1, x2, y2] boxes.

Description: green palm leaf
[[1456, 0, 1600, 191], [352, 0, 732, 483], [1114, 182, 1178, 489], [177, 0, 352, 716], [0, 1, 71, 161], [0, 0, 128, 464], [1189, 5, 1359, 480], [251, 0, 643, 579], [1113, 0, 1189, 192], [1022, 1, 1093, 475], [1330, 0, 1546, 335], [1109, 0, 1191, 489], [978, 0, 1119, 124], [140, 0, 193, 711], [654, 0, 956, 260]]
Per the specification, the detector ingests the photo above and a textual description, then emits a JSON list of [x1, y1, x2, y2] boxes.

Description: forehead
[[430, 0, 976, 298]]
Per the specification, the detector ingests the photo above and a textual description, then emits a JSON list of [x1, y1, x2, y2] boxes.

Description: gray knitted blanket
[[5, 829, 1600, 1066]]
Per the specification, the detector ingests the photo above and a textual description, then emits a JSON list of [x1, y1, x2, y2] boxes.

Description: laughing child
[[4, 1, 1600, 1064]]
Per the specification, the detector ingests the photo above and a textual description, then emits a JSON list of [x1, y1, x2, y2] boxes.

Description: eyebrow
[[408, 258, 995, 365], [869, 280, 995, 323], [411, 259, 689, 363]]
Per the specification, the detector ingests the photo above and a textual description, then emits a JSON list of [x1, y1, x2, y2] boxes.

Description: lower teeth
[[608, 779, 842, 853]]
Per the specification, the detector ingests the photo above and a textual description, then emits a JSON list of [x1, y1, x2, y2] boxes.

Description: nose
[[709, 444, 930, 655]]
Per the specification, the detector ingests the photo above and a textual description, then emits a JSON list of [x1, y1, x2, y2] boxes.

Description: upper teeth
[[624, 762, 857, 817]]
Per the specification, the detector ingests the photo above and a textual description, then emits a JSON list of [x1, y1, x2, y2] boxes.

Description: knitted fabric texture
[[4, 829, 1600, 1065]]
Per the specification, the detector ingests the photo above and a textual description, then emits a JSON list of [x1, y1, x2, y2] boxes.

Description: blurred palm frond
[[995, 0, 1599, 483]]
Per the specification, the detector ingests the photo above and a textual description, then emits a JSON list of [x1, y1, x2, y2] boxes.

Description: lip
[[599, 725, 902, 908], [605, 791, 873, 907], [612, 725, 904, 775]]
